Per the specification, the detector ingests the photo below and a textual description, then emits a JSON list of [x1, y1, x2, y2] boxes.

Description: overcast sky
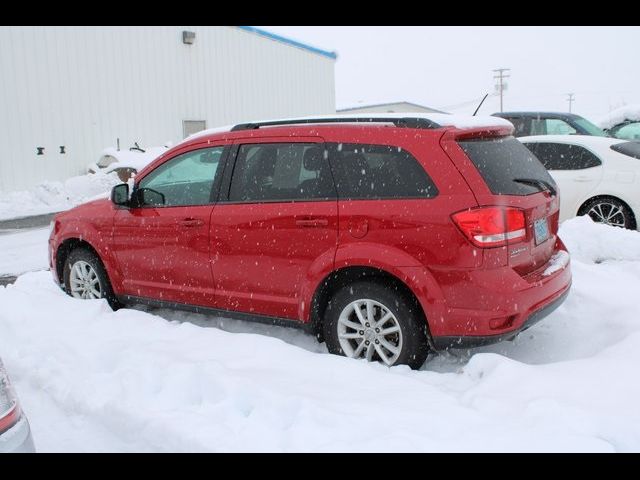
[[260, 26, 639, 120]]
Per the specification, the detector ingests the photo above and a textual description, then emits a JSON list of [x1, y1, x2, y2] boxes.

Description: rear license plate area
[[534, 217, 550, 245]]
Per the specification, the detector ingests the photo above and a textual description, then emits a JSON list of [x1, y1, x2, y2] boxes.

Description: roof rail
[[230, 117, 441, 131]]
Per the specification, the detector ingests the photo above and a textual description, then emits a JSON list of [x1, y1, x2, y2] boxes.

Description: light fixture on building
[[182, 31, 196, 45]]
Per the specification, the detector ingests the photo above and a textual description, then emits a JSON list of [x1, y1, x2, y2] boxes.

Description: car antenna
[[473, 93, 489, 116]]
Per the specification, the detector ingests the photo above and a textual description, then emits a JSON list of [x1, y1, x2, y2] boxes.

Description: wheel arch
[[307, 265, 434, 344], [55, 238, 103, 284]]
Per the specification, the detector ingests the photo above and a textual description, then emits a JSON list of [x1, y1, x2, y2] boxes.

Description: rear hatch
[[443, 132, 560, 275]]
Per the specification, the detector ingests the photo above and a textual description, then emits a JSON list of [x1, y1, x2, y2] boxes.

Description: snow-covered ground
[[0, 227, 49, 276], [0, 171, 120, 221], [1, 217, 639, 452]]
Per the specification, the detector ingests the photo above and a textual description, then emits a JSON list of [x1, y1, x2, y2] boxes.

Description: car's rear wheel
[[581, 197, 636, 230], [323, 281, 430, 369], [63, 248, 122, 309]]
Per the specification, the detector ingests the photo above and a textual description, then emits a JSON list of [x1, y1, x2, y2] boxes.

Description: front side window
[[523, 142, 602, 170], [138, 147, 224, 206], [228, 143, 336, 202], [327, 143, 438, 199]]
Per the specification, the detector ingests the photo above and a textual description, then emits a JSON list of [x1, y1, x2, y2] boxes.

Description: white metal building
[[337, 101, 444, 114], [0, 26, 337, 192]]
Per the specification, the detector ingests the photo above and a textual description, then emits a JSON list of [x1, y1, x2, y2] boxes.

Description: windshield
[[573, 117, 607, 137]]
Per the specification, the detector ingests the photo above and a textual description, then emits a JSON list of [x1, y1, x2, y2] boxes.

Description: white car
[[0, 358, 35, 453], [519, 135, 640, 230]]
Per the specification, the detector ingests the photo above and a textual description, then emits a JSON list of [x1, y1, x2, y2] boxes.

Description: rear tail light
[[0, 360, 20, 434], [452, 206, 526, 247]]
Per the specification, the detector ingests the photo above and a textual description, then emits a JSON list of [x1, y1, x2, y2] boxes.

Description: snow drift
[[1, 217, 639, 452], [0, 172, 120, 221]]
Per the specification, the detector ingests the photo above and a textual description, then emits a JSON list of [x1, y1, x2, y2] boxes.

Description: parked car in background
[[493, 112, 607, 138], [520, 135, 640, 230], [49, 114, 571, 369], [597, 104, 640, 140], [87, 143, 171, 181], [0, 358, 35, 453]]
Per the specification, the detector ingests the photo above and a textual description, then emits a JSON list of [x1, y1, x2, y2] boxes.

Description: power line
[[567, 93, 575, 112], [493, 68, 510, 113]]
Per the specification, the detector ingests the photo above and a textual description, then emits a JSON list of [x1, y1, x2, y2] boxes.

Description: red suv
[[48, 115, 572, 369]]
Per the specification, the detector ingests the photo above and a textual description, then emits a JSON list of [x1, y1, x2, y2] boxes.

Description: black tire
[[63, 248, 122, 310], [323, 281, 430, 369], [580, 197, 636, 230]]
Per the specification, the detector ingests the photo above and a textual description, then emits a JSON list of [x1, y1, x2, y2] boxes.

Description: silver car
[[0, 358, 35, 453]]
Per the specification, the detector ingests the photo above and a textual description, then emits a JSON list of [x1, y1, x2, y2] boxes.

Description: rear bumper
[[423, 238, 572, 347], [0, 415, 36, 453], [432, 280, 570, 349]]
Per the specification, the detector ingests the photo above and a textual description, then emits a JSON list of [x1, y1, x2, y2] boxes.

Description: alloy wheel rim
[[587, 202, 626, 228], [337, 299, 403, 366], [69, 261, 102, 299]]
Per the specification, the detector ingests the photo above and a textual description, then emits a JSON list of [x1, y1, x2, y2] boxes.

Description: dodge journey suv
[[48, 114, 572, 369]]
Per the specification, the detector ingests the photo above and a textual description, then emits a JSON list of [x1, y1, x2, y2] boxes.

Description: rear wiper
[[513, 178, 557, 196]]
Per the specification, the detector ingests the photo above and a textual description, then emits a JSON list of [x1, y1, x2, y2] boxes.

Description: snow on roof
[[182, 113, 512, 145], [597, 104, 640, 130], [328, 112, 513, 129], [180, 124, 237, 144]]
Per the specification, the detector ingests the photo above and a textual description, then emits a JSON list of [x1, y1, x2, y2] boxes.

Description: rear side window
[[327, 143, 438, 199], [611, 141, 640, 159], [524, 143, 602, 170], [458, 136, 556, 196], [229, 143, 336, 202], [505, 117, 529, 137]]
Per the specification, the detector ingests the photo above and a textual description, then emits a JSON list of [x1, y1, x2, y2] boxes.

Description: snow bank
[[597, 104, 640, 130], [559, 215, 640, 264], [0, 172, 120, 221], [1, 217, 640, 451]]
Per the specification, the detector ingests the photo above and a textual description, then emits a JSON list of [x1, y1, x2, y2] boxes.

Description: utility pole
[[567, 93, 574, 113], [493, 68, 510, 112]]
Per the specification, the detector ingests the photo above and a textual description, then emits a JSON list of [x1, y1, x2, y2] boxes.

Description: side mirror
[[111, 183, 130, 206]]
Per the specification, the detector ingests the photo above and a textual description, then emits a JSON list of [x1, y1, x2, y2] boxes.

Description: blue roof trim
[[237, 26, 337, 60]]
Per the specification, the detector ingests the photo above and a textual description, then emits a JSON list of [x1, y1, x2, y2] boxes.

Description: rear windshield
[[458, 136, 556, 196], [611, 141, 640, 160]]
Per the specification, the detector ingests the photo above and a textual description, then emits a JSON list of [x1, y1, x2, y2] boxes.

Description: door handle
[[574, 176, 591, 182], [295, 218, 329, 228], [179, 218, 205, 228]]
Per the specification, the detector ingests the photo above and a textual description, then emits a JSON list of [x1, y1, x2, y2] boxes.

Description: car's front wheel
[[323, 282, 430, 369], [63, 248, 121, 309]]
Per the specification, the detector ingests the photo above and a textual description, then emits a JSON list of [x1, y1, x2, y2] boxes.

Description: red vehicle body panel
[[49, 121, 572, 348]]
